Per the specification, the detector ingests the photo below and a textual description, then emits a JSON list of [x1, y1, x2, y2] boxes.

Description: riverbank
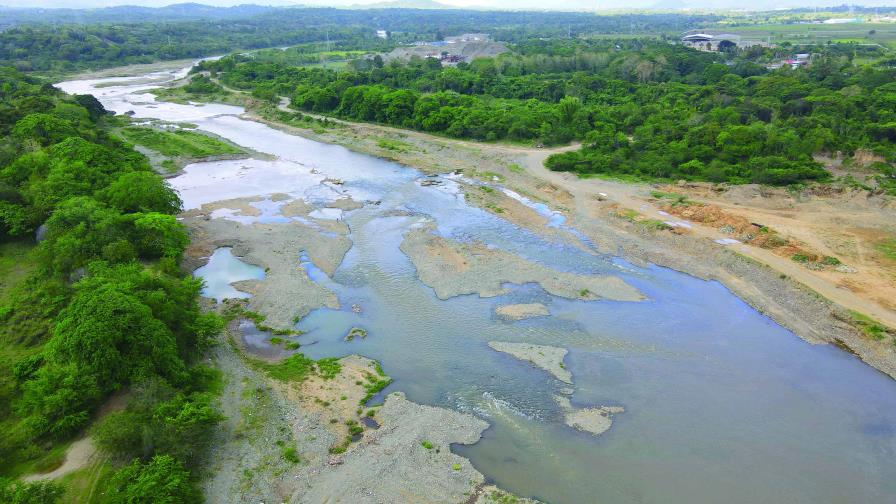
[[54, 61, 896, 504], [236, 97, 896, 379], [203, 326, 538, 503]]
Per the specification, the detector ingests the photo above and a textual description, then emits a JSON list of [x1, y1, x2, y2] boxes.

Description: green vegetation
[[651, 191, 693, 207], [118, 126, 243, 159], [421, 440, 434, 450], [198, 34, 895, 187], [360, 368, 393, 406], [849, 311, 890, 342], [253, 353, 341, 382], [344, 327, 368, 341], [281, 446, 300, 464], [0, 7, 719, 74], [151, 75, 238, 105], [105, 455, 201, 504], [0, 67, 223, 502], [0, 478, 64, 503], [222, 305, 304, 336], [376, 138, 415, 152], [876, 238, 896, 261]]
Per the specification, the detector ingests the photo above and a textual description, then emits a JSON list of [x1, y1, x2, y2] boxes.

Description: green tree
[[102, 172, 182, 214], [0, 478, 63, 504], [107, 455, 201, 504], [11, 113, 77, 147]]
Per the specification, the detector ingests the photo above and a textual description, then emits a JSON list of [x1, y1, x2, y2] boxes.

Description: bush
[[0, 478, 64, 504], [106, 455, 201, 504]]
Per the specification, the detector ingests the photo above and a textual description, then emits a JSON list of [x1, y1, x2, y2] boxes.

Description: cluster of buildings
[[768, 53, 810, 70], [680, 33, 769, 52], [680, 32, 812, 70]]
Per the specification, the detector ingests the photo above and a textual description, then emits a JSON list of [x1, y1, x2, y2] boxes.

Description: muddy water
[[58, 66, 896, 504]]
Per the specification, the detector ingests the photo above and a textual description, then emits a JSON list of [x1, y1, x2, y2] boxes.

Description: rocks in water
[[344, 327, 368, 341], [488, 341, 571, 384], [400, 227, 643, 302], [351, 304, 362, 313], [555, 396, 623, 436], [495, 303, 549, 321], [488, 340, 624, 436]]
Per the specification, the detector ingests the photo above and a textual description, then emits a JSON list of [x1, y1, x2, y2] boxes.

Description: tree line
[[0, 66, 221, 502], [200, 40, 895, 186], [0, 7, 721, 73]]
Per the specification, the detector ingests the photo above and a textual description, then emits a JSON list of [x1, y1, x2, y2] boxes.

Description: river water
[[58, 65, 896, 504]]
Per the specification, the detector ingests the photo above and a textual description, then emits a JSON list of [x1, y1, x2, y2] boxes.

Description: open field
[[711, 22, 896, 49]]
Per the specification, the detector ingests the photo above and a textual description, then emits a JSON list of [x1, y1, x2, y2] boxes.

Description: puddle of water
[[193, 247, 264, 302], [68, 66, 896, 504]]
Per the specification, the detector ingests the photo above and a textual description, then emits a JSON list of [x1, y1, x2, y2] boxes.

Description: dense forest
[[0, 67, 222, 502], [199, 39, 896, 186], [0, 7, 718, 73]]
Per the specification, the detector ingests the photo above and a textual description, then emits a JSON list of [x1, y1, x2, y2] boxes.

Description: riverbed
[[58, 64, 896, 504]]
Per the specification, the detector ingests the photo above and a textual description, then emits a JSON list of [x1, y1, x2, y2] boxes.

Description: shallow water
[[193, 247, 264, 302], [58, 66, 896, 504]]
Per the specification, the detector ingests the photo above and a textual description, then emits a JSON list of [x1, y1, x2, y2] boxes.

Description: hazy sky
[[1, 0, 890, 10]]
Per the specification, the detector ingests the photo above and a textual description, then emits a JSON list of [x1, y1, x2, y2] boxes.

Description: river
[[58, 64, 896, 504]]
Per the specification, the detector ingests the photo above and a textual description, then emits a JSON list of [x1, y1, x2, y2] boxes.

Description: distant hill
[[350, 0, 457, 9], [0, 3, 278, 27]]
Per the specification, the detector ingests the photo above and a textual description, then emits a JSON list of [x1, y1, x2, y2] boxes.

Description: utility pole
[[322, 28, 330, 69]]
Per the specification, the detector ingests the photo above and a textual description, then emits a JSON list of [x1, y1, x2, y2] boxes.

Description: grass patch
[[376, 138, 414, 152], [821, 256, 841, 266], [876, 238, 896, 261], [791, 253, 811, 263], [150, 76, 239, 105], [849, 311, 890, 342], [222, 305, 304, 336], [57, 457, 114, 504], [610, 207, 640, 222], [118, 126, 243, 159], [316, 358, 341, 380], [359, 365, 392, 406], [650, 190, 693, 207], [254, 353, 316, 382], [638, 219, 673, 231], [507, 163, 524, 174], [281, 446, 300, 464], [421, 440, 434, 450]]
